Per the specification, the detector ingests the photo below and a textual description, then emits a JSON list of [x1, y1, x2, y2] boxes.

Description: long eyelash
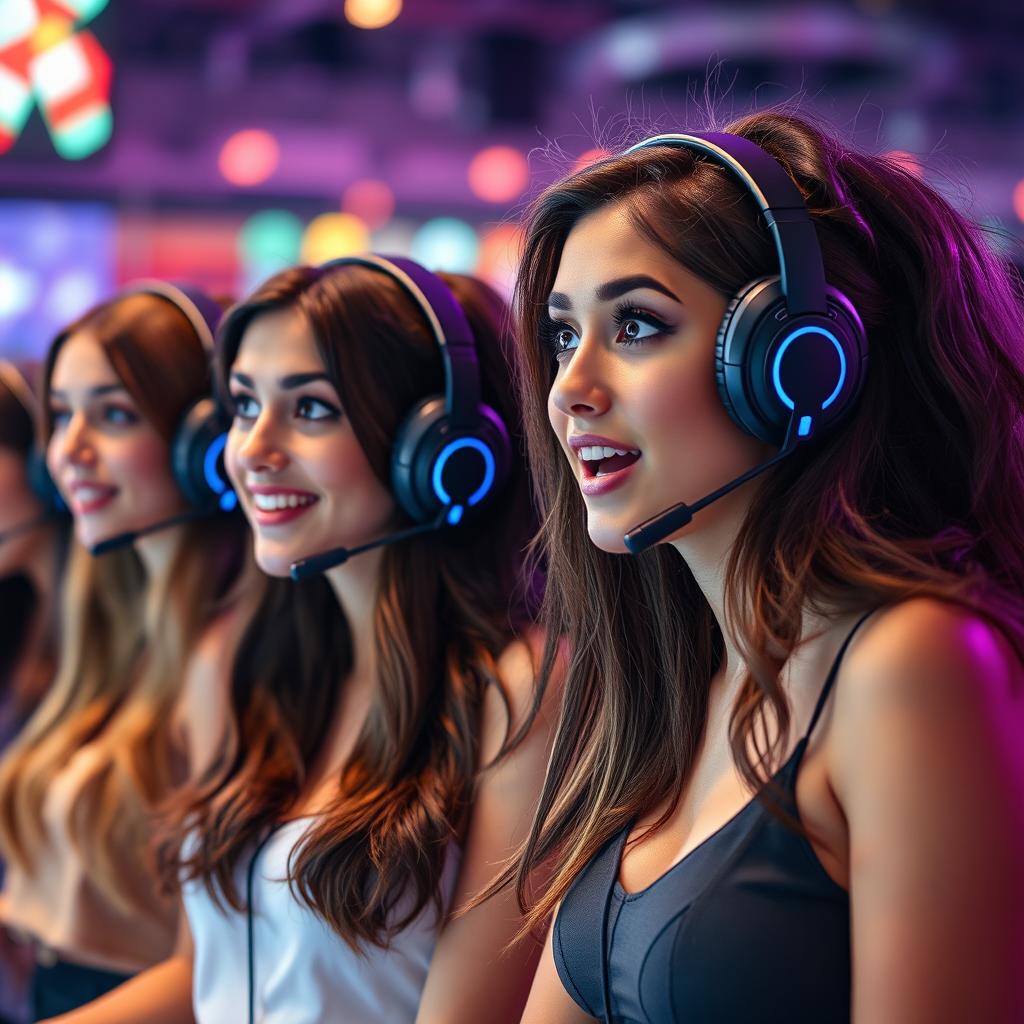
[[610, 302, 673, 341], [538, 312, 571, 355]]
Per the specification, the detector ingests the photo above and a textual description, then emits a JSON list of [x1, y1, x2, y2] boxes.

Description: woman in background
[[52, 258, 557, 1023], [0, 362, 67, 1024], [0, 287, 264, 1020]]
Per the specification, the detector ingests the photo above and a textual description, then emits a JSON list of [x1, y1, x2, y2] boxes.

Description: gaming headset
[[289, 254, 512, 579], [84, 281, 237, 555], [620, 132, 868, 553]]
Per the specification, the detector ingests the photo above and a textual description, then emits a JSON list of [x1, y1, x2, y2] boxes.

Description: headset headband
[[122, 279, 221, 352], [0, 360, 39, 422], [625, 132, 828, 316], [319, 254, 482, 428]]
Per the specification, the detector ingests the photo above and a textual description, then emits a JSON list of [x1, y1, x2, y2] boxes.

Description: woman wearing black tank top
[[475, 112, 1024, 1023]]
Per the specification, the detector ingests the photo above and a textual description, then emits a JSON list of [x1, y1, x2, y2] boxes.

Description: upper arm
[[520, 920, 597, 1024], [416, 630, 562, 1024], [172, 607, 246, 780], [831, 598, 1024, 1024]]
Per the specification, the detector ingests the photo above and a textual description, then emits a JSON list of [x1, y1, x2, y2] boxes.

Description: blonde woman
[[0, 286, 263, 1018]]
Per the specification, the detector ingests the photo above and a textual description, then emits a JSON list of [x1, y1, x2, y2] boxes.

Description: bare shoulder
[[480, 626, 561, 766], [830, 596, 1024, 794]]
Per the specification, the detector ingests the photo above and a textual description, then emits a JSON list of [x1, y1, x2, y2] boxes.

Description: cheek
[[109, 435, 180, 503]]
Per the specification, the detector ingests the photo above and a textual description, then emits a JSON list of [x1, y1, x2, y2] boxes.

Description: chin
[[585, 517, 631, 555], [253, 543, 295, 579]]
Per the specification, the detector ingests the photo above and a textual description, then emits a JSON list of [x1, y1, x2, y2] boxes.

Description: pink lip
[[568, 433, 639, 452], [579, 460, 640, 497], [245, 484, 320, 528]]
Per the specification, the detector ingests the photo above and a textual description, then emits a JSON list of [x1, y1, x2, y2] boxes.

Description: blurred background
[[1, 0, 1022, 358]]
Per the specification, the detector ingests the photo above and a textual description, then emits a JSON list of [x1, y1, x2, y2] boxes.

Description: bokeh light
[[468, 146, 529, 204], [573, 147, 611, 173], [238, 210, 304, 270], [883, 150, 924, 179], [411, 217, 479, 273], [301, 212, 370, 264], [1013, 180, 1024, 225], [46, 269, 102, 322], [345, 0, 402, 30], [218, 130, 280, 187], [476, 223, 523, 295], [342, 179, 396, 230], [0, 263, 39, 319]]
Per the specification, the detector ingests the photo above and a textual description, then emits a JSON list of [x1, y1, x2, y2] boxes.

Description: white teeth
[[577, 445, 640, 461], [252, 492, 316, 511], [75, 486, 110, 502]]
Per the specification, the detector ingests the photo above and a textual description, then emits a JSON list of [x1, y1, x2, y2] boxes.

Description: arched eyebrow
[[230, 371, 331, 389], [49, 384, 127, 400], [547, 275, 681, 311]]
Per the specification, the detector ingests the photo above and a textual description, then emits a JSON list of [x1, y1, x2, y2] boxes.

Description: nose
[[231, 410, 288, 476], [549, 338, 612, 420], [51, 411, 96, 472]]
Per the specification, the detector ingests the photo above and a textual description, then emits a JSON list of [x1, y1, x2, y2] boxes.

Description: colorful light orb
[[219, 130, 280, 188], [46, 268, 101, 322], [344, 0, 402, 30], [1013, 181, 1024, 225], [468, 146, 529, 204], [411, 217, 479, 273], [342, 179, 395, 230], [573, 147, 610, 173], [238, 210, 303, 270], [301, 212, 369, 264], [0, 262, 39, 319], [476, 223, 522, 294], [883, 150, 923, 179]]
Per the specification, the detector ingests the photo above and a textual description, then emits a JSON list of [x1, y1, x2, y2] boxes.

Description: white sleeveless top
[[182, 818, 461, 1023]]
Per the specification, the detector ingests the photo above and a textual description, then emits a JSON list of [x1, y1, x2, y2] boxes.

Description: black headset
[[621, 132, 869, 554], [321, 254, 511, 527], [122, 281, 238, 514], [628, 131, 867, 447], [0, 360, 63, 515], [289, 255, 512, 579]]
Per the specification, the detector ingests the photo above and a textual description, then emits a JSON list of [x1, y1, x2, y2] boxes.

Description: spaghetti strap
[[803, 608, 878, 742]]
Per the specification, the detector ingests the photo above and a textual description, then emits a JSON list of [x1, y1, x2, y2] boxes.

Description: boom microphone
[[89, 508, 211, 556], [623, 417, 800, 555], [290, 511, 448, 581]]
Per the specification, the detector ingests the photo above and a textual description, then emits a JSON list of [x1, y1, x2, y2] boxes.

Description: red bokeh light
[[218, 130, 280, 187]]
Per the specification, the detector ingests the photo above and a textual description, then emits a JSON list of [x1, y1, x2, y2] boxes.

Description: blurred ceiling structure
[[0, 0, 1019, 222]]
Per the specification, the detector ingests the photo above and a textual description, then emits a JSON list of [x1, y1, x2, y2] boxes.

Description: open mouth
[[577, 445, 642, 479]]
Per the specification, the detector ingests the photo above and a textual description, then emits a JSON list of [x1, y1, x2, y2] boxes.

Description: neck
[[326, 545, 384, 686], [134, 523, 188, 582]]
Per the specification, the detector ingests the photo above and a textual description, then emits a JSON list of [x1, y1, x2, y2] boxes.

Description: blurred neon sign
[[0, 0, 112, 160]]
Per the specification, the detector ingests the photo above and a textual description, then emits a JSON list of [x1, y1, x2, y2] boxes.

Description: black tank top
[[552, 611, 875, 1024]]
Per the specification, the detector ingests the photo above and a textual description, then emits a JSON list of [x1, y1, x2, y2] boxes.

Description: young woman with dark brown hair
[[493, 112, 1024, 1023], [52, 258, 554, 1023], [0, 287, 265, 1019]]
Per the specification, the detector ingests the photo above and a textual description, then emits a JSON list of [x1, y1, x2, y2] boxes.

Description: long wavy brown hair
[[0, 368, 65, 720], [0, 293, 260, 915], [158, 263, 539, 949], [484, 110, 1024, 933]]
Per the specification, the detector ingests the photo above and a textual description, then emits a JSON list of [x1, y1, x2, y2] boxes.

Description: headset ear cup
[[27, 448, 63, 514], [172, 398, 237, 511], [391, 397, 512, 525], [714, 276, 789, 444]]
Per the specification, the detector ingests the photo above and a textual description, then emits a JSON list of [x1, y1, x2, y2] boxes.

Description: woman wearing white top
[[50, 258, 555, 1023]]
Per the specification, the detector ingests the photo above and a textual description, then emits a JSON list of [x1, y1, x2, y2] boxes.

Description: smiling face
[[224, 305, 398, 578], [46, 331, 188, 551], [546, 202, 773, 554]]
